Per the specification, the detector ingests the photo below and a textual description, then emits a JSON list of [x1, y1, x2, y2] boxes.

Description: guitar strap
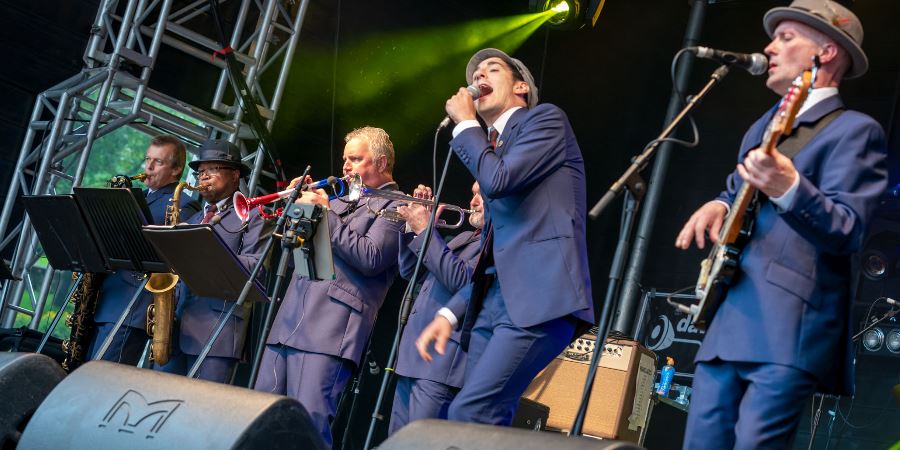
[[776, 107, 845, 159]]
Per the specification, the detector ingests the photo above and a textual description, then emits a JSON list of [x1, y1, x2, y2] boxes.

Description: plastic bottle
[[656, 356, 675, 397]]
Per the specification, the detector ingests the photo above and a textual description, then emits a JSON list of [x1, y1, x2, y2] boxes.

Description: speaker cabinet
[[522, 337, 656, 442], [0, 352, 66, 449], [381, 419, 644, 450], [17, 361, 325, 450]]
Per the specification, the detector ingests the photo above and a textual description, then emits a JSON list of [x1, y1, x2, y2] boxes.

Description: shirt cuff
[[452, 120, 480, 138], [712, 199, 731, 215], [436, 307, 458, 328], [769, 174, 800, 211]]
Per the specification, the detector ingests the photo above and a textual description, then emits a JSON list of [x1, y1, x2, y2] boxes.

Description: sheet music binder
[[22, 195, 109, 273], [142, 225, 268, 303], [73, 187, 167, 273]]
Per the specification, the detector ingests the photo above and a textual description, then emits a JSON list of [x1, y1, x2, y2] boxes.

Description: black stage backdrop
[[1, 1, 899, 449]]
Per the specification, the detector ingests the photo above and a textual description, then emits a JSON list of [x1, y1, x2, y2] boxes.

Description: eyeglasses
[[192, 166, 237, 178], [144, 156, 172, 167]]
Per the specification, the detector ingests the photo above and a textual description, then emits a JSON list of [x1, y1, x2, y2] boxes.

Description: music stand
[[73, 187, 167, 273], [22, 195, 108, 274], [142, 224, 268, 304]]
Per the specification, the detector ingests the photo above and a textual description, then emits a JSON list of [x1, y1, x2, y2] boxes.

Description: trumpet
[[233, 176, 351, 222], [351, 176, 474, 229]]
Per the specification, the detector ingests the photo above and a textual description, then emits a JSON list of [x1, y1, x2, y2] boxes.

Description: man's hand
[[288, 175, 313, 190], [675, 201, 728, 250], [445, 87, 478, 124], [416, 316, 453, 363], [737, 147, 798, 198], [295, 189, 329, 207]]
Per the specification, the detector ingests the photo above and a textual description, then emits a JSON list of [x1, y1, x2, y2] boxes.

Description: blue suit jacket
[[395, 229, 481, 388], [267, 193, 405, 366], [696, 95, 888, 395], [176, 198, 268, 358], [93, 182, 201, 328], [446, 105, 594, 328]]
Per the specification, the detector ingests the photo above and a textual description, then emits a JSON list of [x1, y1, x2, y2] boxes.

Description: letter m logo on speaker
[[98, 389, 184, 439]]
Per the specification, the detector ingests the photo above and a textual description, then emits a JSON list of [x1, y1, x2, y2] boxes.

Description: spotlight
[[862, 327, 885, 352], [887, 329, 900, 353], [861, 250, 888, 280], [531, 0, 583, 29]]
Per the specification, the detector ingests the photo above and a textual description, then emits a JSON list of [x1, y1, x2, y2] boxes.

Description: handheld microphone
[[439, 84, 490, 128], [687, 46, 769, 76]]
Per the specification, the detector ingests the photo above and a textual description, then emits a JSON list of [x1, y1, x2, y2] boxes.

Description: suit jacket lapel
[[793, 95, 844, 128], [495, 108, 528, 156]]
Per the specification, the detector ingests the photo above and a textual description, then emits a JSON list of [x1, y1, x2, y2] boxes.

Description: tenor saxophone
[[145, 180, 208, 365]]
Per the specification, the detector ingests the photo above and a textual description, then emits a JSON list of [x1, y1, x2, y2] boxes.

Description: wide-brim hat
[[188, 139, 251, 177], [763, 0, 867, 79], [465, 48, 539, 109]]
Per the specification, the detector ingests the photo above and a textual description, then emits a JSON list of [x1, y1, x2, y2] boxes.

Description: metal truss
[[0, 0, 310, 328]]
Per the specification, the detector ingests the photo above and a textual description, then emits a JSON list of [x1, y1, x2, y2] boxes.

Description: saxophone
[[60, 173, 148, 371], [145, 180, 208, 365]]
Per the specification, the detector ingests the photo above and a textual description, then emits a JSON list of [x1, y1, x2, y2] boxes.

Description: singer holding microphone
[[255, 126, 405, 449], [415, 48, 594, 425], [388, 182, 484, 434], [675, 1, 887, 448], [155, 139, 268, 382]]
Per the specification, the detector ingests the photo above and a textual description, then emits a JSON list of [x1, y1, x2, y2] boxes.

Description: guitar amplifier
[[522, 336, 656, 443]]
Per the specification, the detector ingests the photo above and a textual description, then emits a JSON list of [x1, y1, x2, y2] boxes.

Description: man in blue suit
[[416, 49, 594, 425], [388, 182, 483, 434], [155, 139, 268, 383], [89, 135, 200, 364], [255, 127, 405, 448], [676, 1, 888, 447]]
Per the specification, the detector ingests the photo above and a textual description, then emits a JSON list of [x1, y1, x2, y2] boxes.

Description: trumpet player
[[154, 139, 268, 382], [89, 135, 200, 364], [255, 126, 405, 449], [388, 182, 483, 434]]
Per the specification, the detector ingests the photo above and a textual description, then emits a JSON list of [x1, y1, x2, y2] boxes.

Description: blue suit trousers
[[88, 323, 147, 365], [254, 344, 353, 449], [389, 375, 459, 435], [684, 360, 817, 450], [448, 282, 575, 425]]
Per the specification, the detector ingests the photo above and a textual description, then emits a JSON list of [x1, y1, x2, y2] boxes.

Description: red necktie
[[201, 204, 218, 224]]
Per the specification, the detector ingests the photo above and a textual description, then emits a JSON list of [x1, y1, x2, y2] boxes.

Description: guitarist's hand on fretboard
[[675, 200, 728, 250], [735, 147, 800, 199]]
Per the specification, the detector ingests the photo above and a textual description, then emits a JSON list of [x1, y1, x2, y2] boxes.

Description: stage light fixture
[[862, 250, 889, 280], [531, 0, 583, 29], [863, 327, 885, 352], [887, 329, 900, 353]]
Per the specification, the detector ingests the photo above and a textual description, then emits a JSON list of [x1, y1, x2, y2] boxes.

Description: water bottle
[[656, 356, 675, 397]]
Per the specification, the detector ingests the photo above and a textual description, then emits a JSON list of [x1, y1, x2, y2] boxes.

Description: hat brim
[[187, 159, 251, 177], [763, 8, 868, 79]]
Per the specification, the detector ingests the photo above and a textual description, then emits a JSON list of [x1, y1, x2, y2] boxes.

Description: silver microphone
[[687, 46, 769, 76], [439, 84, 489, 128]]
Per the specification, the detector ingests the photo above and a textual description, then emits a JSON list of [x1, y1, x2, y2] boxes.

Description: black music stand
[[72, 187, 171, 361], [142, 225, 268, 303]]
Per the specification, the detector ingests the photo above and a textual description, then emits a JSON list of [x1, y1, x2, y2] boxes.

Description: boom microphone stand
[[362, 124, 456, 450], [572, 63, 731, 436]]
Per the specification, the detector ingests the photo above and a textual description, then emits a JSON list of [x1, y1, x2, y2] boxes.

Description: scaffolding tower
[[0, 0, 310, 329]]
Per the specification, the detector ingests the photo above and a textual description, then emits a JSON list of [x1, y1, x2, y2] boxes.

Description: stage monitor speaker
[[17, 361, 326, 450], [522, 337, 656, 443], [0, 352, 66, 449], [381, 419, 644, 450]]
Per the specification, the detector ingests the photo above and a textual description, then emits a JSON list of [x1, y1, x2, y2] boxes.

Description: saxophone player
[[88, 135, 201, 364], [154, 139, 268, 382]]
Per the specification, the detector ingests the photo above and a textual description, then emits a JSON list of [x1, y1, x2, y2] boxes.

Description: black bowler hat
[[188, 139, 251, 177]]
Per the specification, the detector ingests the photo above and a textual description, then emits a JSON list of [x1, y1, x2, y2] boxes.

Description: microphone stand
[[362, 124, 455, 450], [572, 64, 731, 436], [245, 166, 314, 387], [188, 166, 311, 380]]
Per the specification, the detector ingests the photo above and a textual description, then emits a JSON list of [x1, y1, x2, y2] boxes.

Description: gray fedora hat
[[188, 139, 251, 177], [763, 0, 867, 79], [465, 48, 539, 109]]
